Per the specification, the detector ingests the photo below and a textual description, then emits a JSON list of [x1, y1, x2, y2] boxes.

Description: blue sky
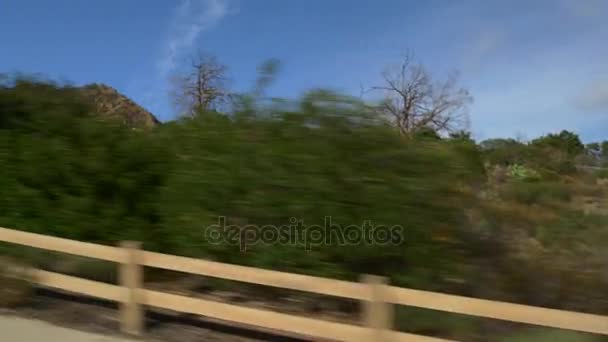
[[2, 0, 607, 141]]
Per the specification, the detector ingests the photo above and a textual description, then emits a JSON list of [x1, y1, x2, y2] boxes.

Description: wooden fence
[[0, 226, 607, 341]]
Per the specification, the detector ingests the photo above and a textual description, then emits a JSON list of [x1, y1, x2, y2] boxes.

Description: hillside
[[80, 83, 160, 129], [1, 77, 608, 341]]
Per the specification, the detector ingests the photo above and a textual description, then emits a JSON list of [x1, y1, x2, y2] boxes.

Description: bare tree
[[372, 54, 472, 137], [171, 52, 229, 116]]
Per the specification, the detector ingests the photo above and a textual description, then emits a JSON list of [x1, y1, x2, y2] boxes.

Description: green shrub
[[501, 181, 572, 205], [594, 168, 608, 179], [507, 164, 541, 181], [2, 76, 608, 335], [0, 79, 481, 289]]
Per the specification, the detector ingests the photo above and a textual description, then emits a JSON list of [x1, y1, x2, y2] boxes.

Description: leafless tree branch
[[371, 53, 472, 137], [171, 51, 230, 117]]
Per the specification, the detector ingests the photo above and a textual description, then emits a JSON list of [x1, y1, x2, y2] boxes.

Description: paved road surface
[[0, 316, 133, 342]]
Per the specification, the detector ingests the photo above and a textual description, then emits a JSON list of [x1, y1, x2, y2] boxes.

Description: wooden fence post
[[119, 241, 143, 336], [361, 274, 393, 342]]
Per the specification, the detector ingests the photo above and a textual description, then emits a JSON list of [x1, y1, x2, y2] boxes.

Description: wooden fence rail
[[0, 226, 607, 341]]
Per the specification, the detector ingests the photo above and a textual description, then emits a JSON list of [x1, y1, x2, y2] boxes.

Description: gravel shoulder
[[1, 288, 312, 342], [0, 315, 133, 342]]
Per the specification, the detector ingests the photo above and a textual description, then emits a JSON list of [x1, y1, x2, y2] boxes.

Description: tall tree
[[230, 58, 282, 118], [372, 53, 472, 137], [171, 52, 229, 116]]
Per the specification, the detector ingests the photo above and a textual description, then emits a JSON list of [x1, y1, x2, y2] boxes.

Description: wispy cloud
[[559, 0, 607, 19], [575, 79, 608, 113], [157, 0, 230, 77], [130, 0, 231, 120], [461, 28, 507, 75]]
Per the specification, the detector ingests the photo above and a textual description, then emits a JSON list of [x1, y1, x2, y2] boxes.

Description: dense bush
[[595, 168, 608, 179], [500, 181, 572, 205], [506, 164, 540, 182], [0, 79, 482, 289], [1, 77, 607, 329], [155, 91, 483, 286], [0, 77, 171, 250]]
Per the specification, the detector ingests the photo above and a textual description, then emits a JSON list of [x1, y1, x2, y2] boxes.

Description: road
[[0, 316, 133, 342]]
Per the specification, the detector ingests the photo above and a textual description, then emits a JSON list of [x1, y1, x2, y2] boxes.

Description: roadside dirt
[[0, 315, 132, 342], [0, 278, 359, 342]]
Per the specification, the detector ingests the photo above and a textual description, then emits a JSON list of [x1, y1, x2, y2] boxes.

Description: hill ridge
[[80, 83, 160, 129]]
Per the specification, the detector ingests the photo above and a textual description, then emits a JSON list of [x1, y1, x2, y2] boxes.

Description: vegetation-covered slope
[[0, 76, 607, 340]]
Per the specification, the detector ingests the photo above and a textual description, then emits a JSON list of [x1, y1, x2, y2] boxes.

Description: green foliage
[[500, 181, 572, 205], [0, 78, 480, 288], [414, 127, 442, 140], [602, 141, 608, 161], [157, 89, 480, 285], [506, 164, 540, 181], [1, 76, 608, 335], [531, 130, 584, 156], [480, 138, 527, 165], [481, 134, 582, 175], [585, 142, 600, 157], [595, 168, 608, 179], [0, 76, 171, 250], [253, 58, 281, 97]]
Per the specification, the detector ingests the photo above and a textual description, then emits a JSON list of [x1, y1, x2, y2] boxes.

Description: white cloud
[[157, 0, 230, 77]]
